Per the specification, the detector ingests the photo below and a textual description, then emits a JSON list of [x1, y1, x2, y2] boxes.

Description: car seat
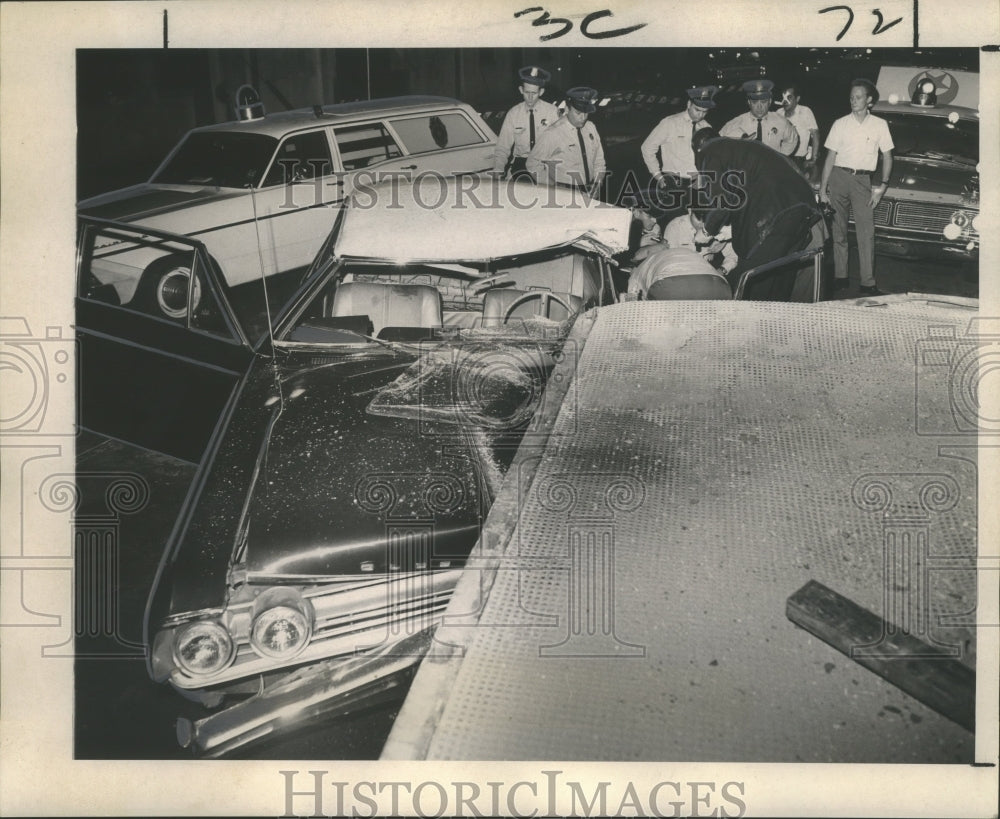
[[330, 282, 443, 336]]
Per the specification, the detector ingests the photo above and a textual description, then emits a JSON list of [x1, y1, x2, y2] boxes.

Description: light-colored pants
[[828, 166, 876, 287]]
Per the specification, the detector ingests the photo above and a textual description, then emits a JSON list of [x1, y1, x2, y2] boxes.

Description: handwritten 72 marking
[[819, 5, 905, 41]]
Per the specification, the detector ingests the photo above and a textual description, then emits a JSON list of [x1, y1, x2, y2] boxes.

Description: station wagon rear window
[[151, 132, 279, 188], [389, 113, 484, 154]]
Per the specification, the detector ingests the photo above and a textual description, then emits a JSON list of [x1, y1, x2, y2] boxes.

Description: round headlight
[[971, 215, 980, 233], [250, 604, 312, 659], [943, 222, 962, 240], [174, 621, 235, 676]]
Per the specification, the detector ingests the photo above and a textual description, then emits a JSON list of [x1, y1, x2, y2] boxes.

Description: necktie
[[755, 118, 763, 141], [577, 127, 591, 187], [529, 109, 536, 150]]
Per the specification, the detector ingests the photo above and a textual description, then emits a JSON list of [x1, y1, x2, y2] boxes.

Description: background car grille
[[873, 200, 891, 227], [893, 202, 965, 233]]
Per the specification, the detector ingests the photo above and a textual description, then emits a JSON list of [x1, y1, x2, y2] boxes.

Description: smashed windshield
[[884, 113, 977, 165], [151, 131, 279, 188]]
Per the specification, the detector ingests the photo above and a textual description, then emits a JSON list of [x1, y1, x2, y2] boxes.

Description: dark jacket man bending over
[[691, 128, 824, 301]]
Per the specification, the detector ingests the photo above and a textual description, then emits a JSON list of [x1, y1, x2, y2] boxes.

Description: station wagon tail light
[[174, 620, 235, 676], [249, 588, 314, 660]]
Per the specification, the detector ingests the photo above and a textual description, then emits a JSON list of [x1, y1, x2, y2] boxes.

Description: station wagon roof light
[[235, 84, 266, 122], [911, 79, 937, 108]]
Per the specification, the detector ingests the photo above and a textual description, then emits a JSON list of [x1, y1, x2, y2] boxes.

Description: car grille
[[893, 202, 977, 235], [873, 200, 891, 227]]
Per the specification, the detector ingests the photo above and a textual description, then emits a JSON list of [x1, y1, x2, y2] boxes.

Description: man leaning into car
[[819, 77, 894, 297]]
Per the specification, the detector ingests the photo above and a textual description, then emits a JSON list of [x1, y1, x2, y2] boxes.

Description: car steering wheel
[[501, 291, 574, 323]]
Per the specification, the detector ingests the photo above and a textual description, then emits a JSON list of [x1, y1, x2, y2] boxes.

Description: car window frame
[[258, 126, 339, 189], [77, 216, 254, 348], [330, 118, 406, 171]]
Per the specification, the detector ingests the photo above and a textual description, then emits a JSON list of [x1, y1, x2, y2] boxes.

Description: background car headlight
[[174, 620, 235, 676], [249, 588, 314, 660]]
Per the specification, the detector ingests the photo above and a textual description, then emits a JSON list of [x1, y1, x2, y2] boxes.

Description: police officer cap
[[519, 66, 551, 87], [565, 87, 599, 113], [742, 78, 774, 99], [686, 85, 719, 109]]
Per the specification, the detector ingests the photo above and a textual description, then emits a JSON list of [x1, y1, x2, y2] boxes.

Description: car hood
[[158, 351, 486, 615], [889, 156, 978, 204], [77, 183, 244, 222]]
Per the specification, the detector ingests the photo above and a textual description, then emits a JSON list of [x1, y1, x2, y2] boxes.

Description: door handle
[[401, 164, 418, 170]]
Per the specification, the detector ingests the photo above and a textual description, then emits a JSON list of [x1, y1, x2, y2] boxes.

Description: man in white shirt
[[492, 65, 560, 179], [779, 84, 820, 179], [819, 78, 894, 296], [720, 79, 799, 156]]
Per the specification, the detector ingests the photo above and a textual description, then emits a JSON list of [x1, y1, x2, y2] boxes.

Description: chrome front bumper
[[176, 627, 438, 757]]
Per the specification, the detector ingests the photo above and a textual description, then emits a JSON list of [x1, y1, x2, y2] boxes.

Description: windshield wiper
[[900, 149, 976, 165]]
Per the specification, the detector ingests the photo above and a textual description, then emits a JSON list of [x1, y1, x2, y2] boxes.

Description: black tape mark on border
[[163, 9, 169, 49]]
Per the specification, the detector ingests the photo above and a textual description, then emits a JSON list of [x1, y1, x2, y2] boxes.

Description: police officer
[[492, 66, 560, 179], [720, 79, 798, 156], [640, 85, 718, 214], [526, 87, 606, 195]]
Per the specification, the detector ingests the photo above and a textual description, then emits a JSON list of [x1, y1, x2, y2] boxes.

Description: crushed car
[[136, 176, 632, 756], [77, 89, 497, 320]]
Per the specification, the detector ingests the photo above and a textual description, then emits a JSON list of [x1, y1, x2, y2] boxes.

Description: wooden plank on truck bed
[[786, 579, 975, 732]]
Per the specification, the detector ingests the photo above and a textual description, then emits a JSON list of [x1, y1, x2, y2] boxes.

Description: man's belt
[[834, 166, 873, 175]]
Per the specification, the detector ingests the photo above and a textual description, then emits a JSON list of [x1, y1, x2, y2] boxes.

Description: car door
[[250, 128, 346, 279], [76, 218, 261, 463]]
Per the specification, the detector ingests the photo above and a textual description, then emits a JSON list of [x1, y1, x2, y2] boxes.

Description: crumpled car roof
[[334, 175, 633, 266]]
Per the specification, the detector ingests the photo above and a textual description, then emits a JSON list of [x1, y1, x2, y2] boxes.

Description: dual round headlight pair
[[173, 589, 314, 676]]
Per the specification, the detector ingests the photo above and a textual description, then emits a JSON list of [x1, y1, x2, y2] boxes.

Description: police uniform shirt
[[640, 110, 711, 177], [781, 104, 819, 158], [492, 99, 561, 173], [824, 111, 894, 171], [526, 115, 606, 188], [720, 111, 799, 155]]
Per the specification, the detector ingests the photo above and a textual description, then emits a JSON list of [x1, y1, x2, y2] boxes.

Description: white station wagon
[[78, 92, 497, 319]]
